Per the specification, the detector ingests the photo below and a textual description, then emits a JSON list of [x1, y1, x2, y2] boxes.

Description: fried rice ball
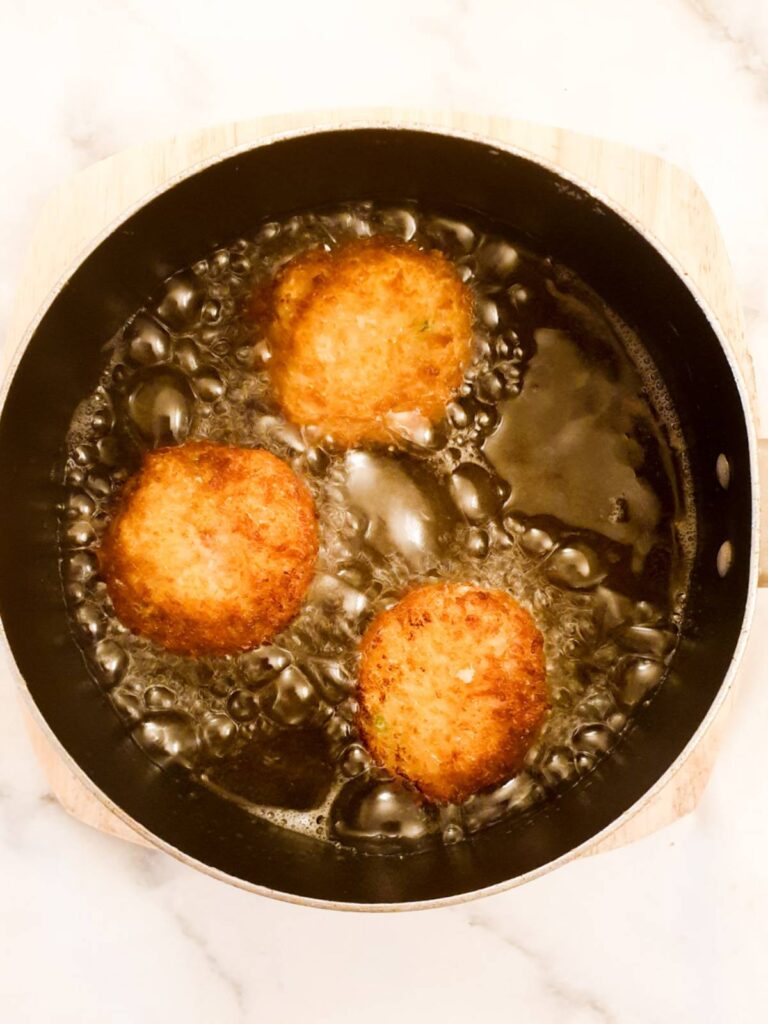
[[357, 582, 548, 803], [100, 442, 318, 655], [262, 236, 474, 446]]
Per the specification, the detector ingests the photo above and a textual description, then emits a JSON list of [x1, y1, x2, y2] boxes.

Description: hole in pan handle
[[758, 439, 768, 587]]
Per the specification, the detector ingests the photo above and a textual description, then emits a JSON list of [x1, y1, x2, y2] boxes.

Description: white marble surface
[[3, 1, 768, 1020]]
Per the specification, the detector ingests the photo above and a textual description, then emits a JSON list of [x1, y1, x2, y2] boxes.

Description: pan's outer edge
[[0, 110, 759, 911]]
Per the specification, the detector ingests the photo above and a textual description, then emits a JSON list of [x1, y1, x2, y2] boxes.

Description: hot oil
[[59, 201, 696, 853]]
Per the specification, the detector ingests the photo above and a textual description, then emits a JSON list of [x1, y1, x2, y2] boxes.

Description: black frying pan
[[0, 125, 757, 908]]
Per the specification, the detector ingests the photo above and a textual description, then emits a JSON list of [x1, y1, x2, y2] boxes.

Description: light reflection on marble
[[2, 1, 768, 1021]]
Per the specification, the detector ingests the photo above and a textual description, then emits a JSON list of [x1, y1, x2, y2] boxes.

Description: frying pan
[[0, 119, 760, 909]]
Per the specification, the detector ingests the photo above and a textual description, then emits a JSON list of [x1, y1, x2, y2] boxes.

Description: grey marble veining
[[2, 1, 768, 1021]]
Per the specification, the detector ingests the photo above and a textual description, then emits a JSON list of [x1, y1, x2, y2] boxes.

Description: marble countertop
[[3, 1, 768, 1020]]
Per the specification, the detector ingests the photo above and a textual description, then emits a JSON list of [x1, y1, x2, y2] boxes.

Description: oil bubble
[[339, 562, 371, 590], [256, 415, 305, 453], [73, 444, 97, 467], [477, 299, 500, 330], [464, 772, 542, 831], [194, 369, 226, 402], [326, 714, 355, 748], [465, 527, 490, 558], [126, 314, 171, 365], [305, 447, 329, 474], [312, 573, 369, 620], [65, 581, 86, 604], [496, 361, 521, 388], [145, 685, 176, 711], [615, 656, 665, 706], [134, 711, 199, 767], [475, 369, 505, 403], [476, 240, 519, 278], [442, 823, 464, 844], [241, 646, 292, 686], [155, 271, 203, 329], [502, 514, 525, 536], [448, 463, 503, 522], [91, 407, 114, 437], [210, 249, 230, 275], [336, 696, 359, 722], [614, 624, 676, 659], [633, 600, 665, 626], [572, 723, 612, 753], [96, 436, 122, 467], [227, 689, 259, 722], [342, 451, 441, 568], [520, 527, 554, 556], [257, 221, 280, 242], [508, 283, 530, 308], [66, 466, 86, 487], [85, 471, 111, 499], [474, 405, 498, 435], [306, 659, 356, 702], [75, 603, 104, 639], [377, 208, 417, 241], [66, 551, 98, 582], [340, 744, 371, 778], [546, 544, 606, 590], [65, 519, 96, 547], [608, 710, 627, 732], [262, 665, 319, 726], [127, 368, 193, 447], [428, 217, 475, 253], [112, 689, 143, 721], [386, 409, 443, 449], [201, 713, 238, 758], [175, 339, 201, 374], [446, 399, 471, 430], [331, 777, 435, 844], [540, 747, 577, 785], [66, 491, 95, 518], [93, 639, 128, 686]]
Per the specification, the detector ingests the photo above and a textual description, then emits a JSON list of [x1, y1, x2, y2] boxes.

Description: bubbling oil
[[59, 201, 695, 853]]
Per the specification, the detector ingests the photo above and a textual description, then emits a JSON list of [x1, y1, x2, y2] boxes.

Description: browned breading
[[261, 236, 473, 446], [357, 582, 549, 803], [100, 442, 318, 655]]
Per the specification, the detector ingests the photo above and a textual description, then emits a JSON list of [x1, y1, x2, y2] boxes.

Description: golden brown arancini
[[100, 442, 318, 655], [357, 582, 549, 803], [262, 236, 474, 446]]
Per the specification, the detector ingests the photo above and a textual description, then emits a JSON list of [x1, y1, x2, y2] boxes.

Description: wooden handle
[[5, 109, 754, 859]]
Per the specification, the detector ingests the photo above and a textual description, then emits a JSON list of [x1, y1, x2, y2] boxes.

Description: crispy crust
[[261, 236, 473, 446], [99, 442, 318, 655], [357, 583, 549, 803]]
